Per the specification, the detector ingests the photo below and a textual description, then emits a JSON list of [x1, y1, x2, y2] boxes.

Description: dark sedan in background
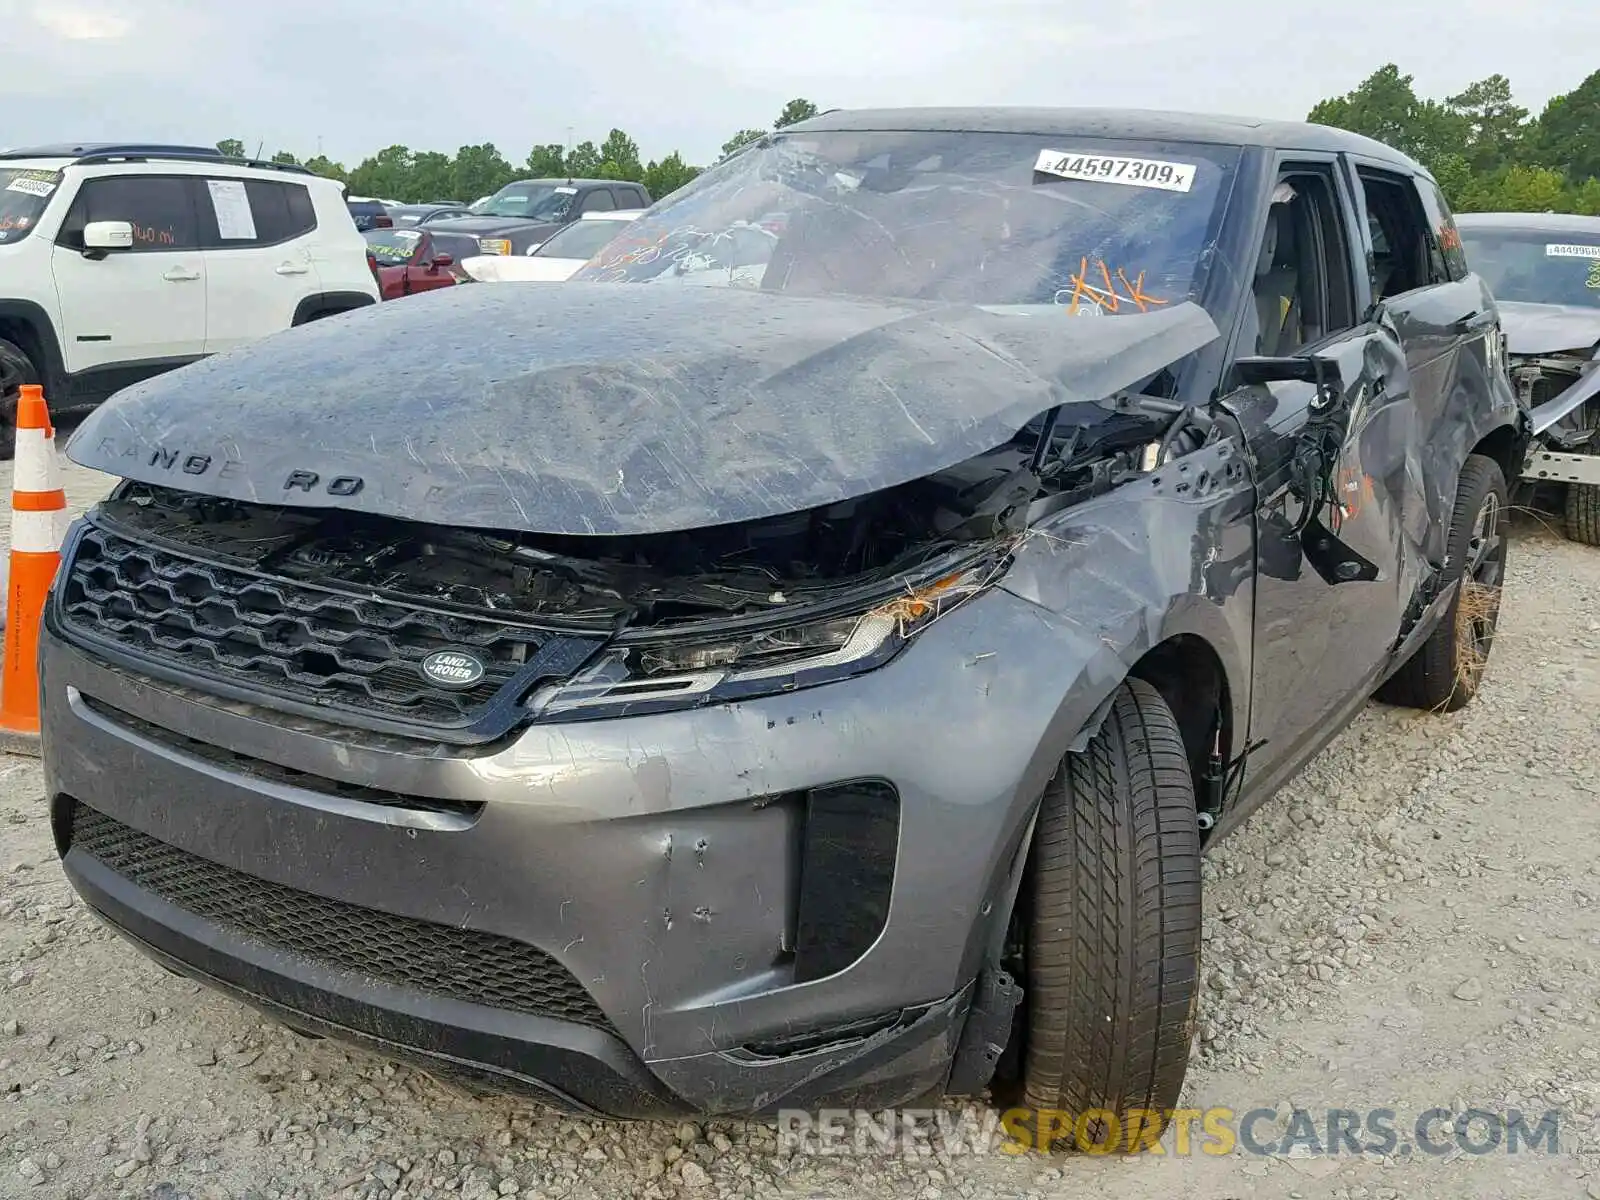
[[424, 178, 652, 256], [1458, 211, 1600, 543]]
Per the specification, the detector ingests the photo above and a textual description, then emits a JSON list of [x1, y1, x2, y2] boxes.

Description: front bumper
[[40, 577, 1078, 1116]]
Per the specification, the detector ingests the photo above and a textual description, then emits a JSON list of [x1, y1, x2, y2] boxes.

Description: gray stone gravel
[[0, 466, 1596, 1199]]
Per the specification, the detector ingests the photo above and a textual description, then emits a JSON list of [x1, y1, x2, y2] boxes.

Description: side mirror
[[429, 253, 454, 270], [1233, 355, 1325, 386], [82, 220, 134, 256]]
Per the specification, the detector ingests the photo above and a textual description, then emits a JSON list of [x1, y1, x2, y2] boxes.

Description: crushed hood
[[67, 284, 1219, 536], [1498, 301, 1600, 357]]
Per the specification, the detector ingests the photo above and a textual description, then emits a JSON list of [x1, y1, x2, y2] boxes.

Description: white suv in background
[[0, 142, 379, 452]]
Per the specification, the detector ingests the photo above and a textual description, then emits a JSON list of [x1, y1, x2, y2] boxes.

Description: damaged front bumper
[[40, 567, 1068, 1116]]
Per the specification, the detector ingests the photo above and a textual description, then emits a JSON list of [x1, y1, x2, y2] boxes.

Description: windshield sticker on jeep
[[1588, 262, 1600, 290], [1034, 150, 1197, 193], [1545, 243, 1600, 260], [555, 186, 578, 194], [5, 176, 56, 198], [1054, 257, 1172, 314]]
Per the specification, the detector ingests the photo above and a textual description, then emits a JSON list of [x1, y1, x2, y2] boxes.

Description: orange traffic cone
[[0, 385, 67, 741]]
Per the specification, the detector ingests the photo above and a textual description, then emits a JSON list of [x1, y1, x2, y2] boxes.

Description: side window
[[1246, 167, 1357, 357], [57, 175, 198, 251], [1416, 181, 1469, 282], [578, 189, 614, 214], [196, 178, 318, 247], [1357, 169, 1440, 299]]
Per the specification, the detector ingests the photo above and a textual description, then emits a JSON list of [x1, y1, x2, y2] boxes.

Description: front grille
[[57, 524, 596, 731], [68, 802, 613, 1030]]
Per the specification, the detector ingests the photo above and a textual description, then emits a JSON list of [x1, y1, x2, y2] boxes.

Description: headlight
[[526, 559, 997, 720], [478, 238, 512, 255]]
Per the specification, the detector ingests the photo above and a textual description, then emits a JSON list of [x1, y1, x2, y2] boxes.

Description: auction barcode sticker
[[1034, 149, 1197, 193], [1545, 243, 1600, 259], [5, 177, 55, 197]]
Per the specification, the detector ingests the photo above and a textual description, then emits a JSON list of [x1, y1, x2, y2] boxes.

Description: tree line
[[1308, 65, 1600, 214], [218, 99, 822, 205]]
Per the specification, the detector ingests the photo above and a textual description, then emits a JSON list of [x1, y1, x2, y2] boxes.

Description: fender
[[291, 292, 377, 326], [0, 299, 67, 398]]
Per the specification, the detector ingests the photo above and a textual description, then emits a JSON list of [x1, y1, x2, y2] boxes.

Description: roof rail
[[0, 142, 224, 161], [0, 143, 314, 176]]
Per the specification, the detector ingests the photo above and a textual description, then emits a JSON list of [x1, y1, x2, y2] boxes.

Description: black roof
[[1455, 211, 1600, 233], [790, 107, 1425, 172]]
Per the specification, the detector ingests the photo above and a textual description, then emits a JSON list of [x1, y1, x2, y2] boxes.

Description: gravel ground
[[1, 456, 1598, 1199]]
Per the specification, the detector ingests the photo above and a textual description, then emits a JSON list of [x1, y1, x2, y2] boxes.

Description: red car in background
[[362, 228, 478, 299]]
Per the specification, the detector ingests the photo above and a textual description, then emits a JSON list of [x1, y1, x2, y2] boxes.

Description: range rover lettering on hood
[[68, 284, 1220, 536]]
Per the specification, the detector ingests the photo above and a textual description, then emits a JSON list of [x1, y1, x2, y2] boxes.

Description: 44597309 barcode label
[[1033, 150, 1197, 193]]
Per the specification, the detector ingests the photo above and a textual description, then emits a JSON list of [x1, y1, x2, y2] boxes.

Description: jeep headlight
[[526, 560, 996, 719]]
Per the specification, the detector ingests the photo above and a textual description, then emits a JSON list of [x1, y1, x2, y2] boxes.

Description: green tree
[[216, 138, 246, 159], [301, 155, 347, 183], [597, 129, 643, 181], [1571, 177, 1600, 217], [774, 98, 819, 129], [719, 129, 766, 160], [1307, 64, 1469, 180], [407, 151, 454, 200], [525, 143, 567, 178], [451, 143, 514, 200], [269, 150, 300, 166], [1460, 164, 1569, 213], [1445, 74, 1529, 175], [347, 145, 415, 199], [643, 152, 700, 199], [1534, 69, 1600, 184], [565, 140, 602, 176]]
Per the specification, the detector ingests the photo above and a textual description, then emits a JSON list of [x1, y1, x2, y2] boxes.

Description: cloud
[[32, 5, 133, 39]]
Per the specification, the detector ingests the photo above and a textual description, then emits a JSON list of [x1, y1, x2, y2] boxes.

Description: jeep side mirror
[[430, 253, 454, 270], [82, 220, 134, 256], [1233, 355, 1326, 386]]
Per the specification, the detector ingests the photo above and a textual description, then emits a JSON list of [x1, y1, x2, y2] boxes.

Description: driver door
[[1222, 157, 1423, 799]]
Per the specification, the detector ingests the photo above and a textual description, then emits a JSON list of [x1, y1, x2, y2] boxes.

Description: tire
[[1022, 677, 1201, 1154], [1566, 481, 1600, 546], [1376, 453, 1508, 712], [0, 337, 39, 463]]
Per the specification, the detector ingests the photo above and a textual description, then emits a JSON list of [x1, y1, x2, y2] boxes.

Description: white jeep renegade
[[0, 142, 380, 456]]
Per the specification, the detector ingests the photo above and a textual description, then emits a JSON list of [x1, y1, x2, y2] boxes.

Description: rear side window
[[1417, 182, 1469, 282], [578, 189, 615, 214], [57, 175, 200, 251], [1357, 168, 1443, 299], [195, 178, 318, 247]]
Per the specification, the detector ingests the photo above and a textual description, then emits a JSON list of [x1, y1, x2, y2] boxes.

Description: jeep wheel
[[1021, 677, 1202, 1154], [1567, 481, 1600, 546], [1376, 453, 1508, 712], [0, 337, 37, 462]]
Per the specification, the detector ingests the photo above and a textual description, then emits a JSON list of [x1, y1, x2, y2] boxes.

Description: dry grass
[[1451, 577, 1503, 697]]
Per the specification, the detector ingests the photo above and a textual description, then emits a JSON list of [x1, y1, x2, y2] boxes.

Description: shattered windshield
[[1460, 228, 1600, 307], [572, 131, 1240, 312], [0, 167, 64, 244]]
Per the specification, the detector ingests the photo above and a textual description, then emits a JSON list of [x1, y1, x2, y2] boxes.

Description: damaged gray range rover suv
[[44, 109, 1526, 1141]]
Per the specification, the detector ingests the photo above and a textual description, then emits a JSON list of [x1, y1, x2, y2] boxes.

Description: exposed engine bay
[[99, 394, 1204, 634], [1514, 350, 1600, 452]]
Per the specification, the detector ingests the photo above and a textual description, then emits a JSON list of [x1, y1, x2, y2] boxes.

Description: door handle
[[162, 267, 200, 282], [275, 263, 310, 276]]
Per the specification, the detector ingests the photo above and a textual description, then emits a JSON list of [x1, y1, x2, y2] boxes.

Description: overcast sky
[[4, 0, 1597, 169]]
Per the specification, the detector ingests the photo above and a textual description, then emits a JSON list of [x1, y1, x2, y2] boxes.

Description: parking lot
[[0, 450, 1596, 1199]]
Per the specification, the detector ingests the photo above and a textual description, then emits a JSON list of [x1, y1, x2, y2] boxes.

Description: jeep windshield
[[572, 130, 1240, 311], [0, 167, 63, 245], [1459, 226, 1600, 308], [477, 184, 575, 221]]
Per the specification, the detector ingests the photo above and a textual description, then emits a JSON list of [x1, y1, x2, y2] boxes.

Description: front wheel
[[1567, 481, 1600, 546], [1021, 677, 1202, 1153], [0, 337, 38, 462], [1376, 453, 1508, 711]]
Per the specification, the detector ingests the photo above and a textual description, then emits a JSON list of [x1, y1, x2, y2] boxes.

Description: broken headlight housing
[[526, 559, 997, 720]]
